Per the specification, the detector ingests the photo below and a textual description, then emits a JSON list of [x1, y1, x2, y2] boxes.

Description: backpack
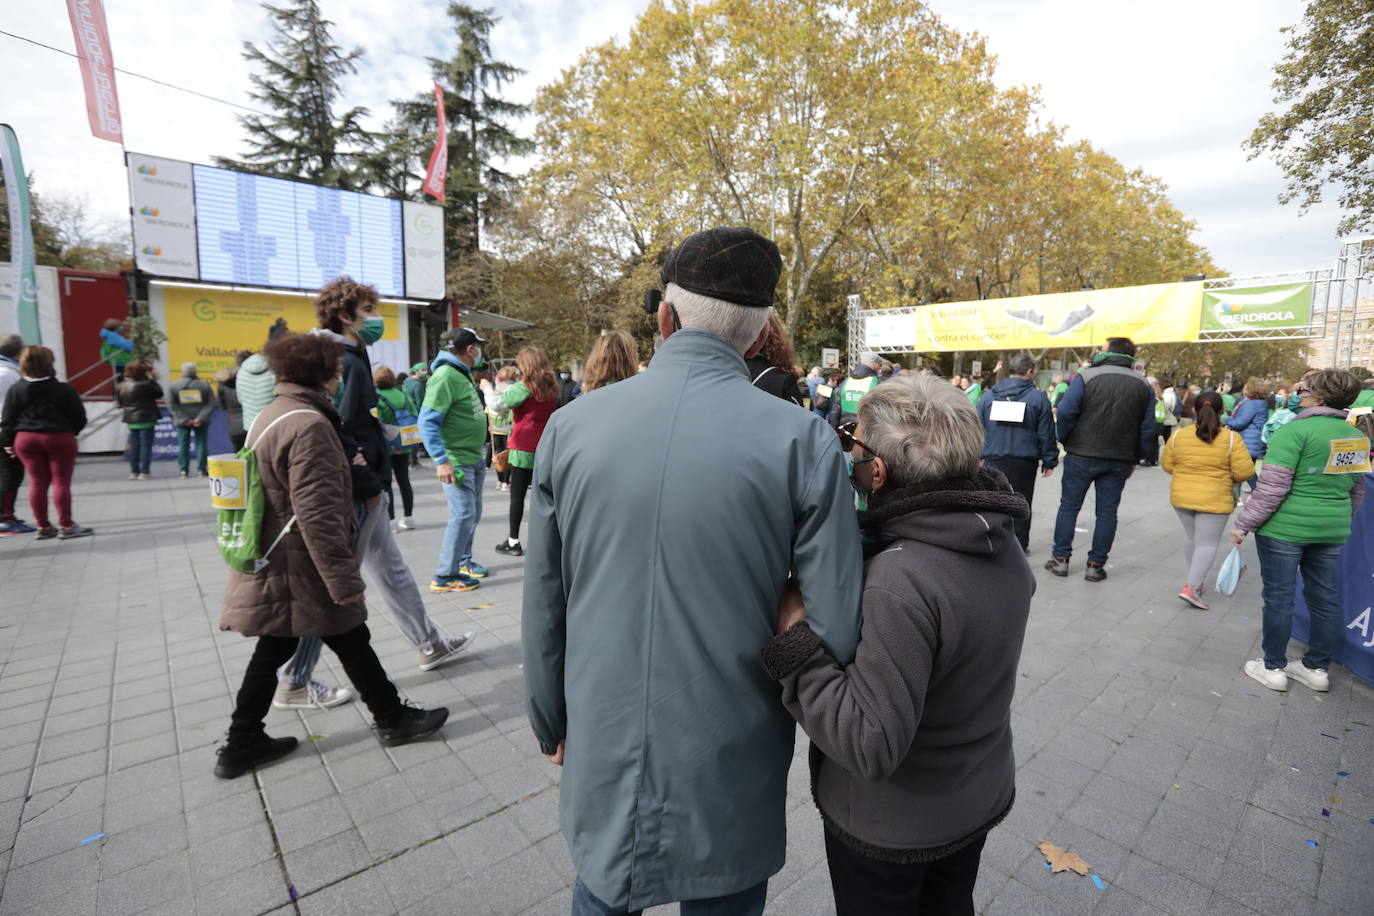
[[376, 391, 421, 452], [212, 409, 315, 574]]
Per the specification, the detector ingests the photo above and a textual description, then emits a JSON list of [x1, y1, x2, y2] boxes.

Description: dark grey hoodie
[[763, 468, 1033, 861]]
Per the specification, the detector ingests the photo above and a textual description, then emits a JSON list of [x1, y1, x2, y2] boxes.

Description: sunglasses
[[838, 422, 881, 461], [1296, 386, 1312, 396]]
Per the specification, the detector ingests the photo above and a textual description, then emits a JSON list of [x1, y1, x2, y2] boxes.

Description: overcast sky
[[1, 0, 1357, 278]]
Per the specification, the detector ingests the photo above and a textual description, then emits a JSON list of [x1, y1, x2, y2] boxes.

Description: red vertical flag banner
[[66, 0, 123, 143], [423, 82, 447, 202]]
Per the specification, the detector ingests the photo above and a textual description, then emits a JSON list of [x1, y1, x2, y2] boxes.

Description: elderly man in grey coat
[[523, 227, 864, 915]]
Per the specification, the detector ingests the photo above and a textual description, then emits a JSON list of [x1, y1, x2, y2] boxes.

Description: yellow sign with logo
[[863, 281, 1204, 352], [161, 285, 402, 375], [207, 454, 248, 510]]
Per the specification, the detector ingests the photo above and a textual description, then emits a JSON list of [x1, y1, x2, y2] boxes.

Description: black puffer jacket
[[118, 379, 163, 425], [1, 379, 88, 445], [746, 357, 804, 407]]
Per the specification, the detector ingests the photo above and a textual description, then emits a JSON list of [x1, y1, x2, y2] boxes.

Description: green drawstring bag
[[211, 409, 315, 573]]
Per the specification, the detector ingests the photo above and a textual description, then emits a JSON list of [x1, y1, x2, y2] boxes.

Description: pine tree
[[376, 3, 533, 254], [215, 0, 372, 189]]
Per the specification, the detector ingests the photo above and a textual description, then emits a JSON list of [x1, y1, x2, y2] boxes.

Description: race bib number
[[399, 425, 422, 447], [1324, 438, 1371, 475], [989, 399, 1028, 423], [816, 384, 833, 399], [178, 389, 203, 404], [207, 455, 247, 509]]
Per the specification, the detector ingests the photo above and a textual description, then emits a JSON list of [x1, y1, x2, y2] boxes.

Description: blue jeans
[[1255, 534, 1343, 671], [1051, 453, 1133, 564], [177, 425, 209, 474], [127, 427, 155, 474], [570, 878, 767, 916], [436, 462, 484, 577]]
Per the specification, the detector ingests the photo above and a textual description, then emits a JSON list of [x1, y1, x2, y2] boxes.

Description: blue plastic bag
[[1216, 546, 1247, 596]]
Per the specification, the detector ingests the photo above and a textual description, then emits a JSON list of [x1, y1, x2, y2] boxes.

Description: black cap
[[660, 227, 781, 309], [444, 328, 486, 350]]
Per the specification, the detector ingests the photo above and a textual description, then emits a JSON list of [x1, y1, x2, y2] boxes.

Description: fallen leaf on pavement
[[1038, 840, 1091, 875]]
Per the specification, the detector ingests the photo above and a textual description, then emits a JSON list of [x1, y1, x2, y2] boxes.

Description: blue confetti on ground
[[289, 884, 298, 901], [1337, 771, 1349, 778], [1043, 861, 1052, 869], [1091, 874, 1106, 890], [1306, 840, 1319, 847], [78, 833, 103, 845]]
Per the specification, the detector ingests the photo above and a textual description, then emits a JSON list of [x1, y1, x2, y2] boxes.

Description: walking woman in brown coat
[[214, 333, 447, 779]]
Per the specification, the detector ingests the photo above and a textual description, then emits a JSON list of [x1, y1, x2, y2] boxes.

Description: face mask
[[1287, 393, 1303, 410], [560, 372, 570, 381], [846, 454, 873, 512], [472, 348, 486, 370], [357, 316, 384, 345]]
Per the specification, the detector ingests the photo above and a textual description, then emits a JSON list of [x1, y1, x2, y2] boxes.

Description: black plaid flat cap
[[661, 227, 782, 309]]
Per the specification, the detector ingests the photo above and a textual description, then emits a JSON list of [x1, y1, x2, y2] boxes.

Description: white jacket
[[0, 357, 20, 423]]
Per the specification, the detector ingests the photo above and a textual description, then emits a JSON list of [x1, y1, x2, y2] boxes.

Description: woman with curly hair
[[746, 312, 804, 406], [581, 330, 638, 394]]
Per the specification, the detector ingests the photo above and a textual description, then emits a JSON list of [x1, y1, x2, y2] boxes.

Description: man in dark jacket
[[1046, 337, 1156, 581], [828, 351, 883, 428], [978, 354, 1057, 552]]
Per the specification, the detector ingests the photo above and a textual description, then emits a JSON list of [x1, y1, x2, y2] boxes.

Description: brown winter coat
[[219, 383, 366, 638]]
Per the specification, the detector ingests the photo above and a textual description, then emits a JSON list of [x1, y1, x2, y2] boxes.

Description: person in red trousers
[[0, 346, 91, 539]]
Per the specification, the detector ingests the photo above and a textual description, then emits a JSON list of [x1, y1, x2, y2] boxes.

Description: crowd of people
[[1, 223, 1372, 915]]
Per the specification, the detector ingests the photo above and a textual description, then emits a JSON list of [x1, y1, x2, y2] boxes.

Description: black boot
[[214, 732, 298, 779], [376, 704, 449, 747]]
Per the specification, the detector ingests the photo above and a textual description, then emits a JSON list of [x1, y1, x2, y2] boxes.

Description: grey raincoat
[[523, 329, 864, 910]]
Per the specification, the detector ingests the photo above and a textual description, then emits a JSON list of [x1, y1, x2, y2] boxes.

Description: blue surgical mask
[[358, 316, 384, 345], [1286, 393, 1302, 410]]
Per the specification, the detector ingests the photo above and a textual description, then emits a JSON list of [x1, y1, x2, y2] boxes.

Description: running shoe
[[1048, 304, 1096, 337], [431, 574, 480, 593], [58, 525, 94, 540], [460, 561, 489, 579], [494, 539, 523, 557], [214, 733, 298, 779], [35, 527, 58, 540], [0, 519, 36, 536], [376, 703, 450, 747], [1004, 307, 1045, 328], [1178, 584, 1209, 610]]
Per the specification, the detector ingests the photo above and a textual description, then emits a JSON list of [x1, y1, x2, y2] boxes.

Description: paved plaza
[[0, 455, 1370, 915]]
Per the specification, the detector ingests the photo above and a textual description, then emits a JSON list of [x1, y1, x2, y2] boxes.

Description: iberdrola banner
[[0, 124, 41, 342], [1199, 282, 1313, 332], [864, 281, 1203, 352]]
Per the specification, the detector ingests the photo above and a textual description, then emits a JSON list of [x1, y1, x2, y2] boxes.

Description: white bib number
[[989, 399, 1028, 423]]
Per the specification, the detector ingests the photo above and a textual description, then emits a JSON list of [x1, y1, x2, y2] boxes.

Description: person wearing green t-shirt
[[420, 328, 490, 591], [1232, 369, 1370, 694], [494, 346, 560, 558]]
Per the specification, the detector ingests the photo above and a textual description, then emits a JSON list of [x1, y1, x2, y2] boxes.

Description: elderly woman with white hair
[[763, 374, 1034, 916]]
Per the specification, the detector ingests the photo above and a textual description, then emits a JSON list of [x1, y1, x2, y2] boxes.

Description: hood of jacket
[[849, 363, 876, 381], [310, 326, 364, 356], [860, 467, 1029, 559], [988, 376, 1034, 398], [429, 349, 473, 377], [240, 352, 273, 378], [1296, 405, 1349, 421]]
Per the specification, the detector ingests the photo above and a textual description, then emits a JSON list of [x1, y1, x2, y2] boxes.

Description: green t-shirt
[[839, 376, 877, 416], [1222, 392, 1237, 415], [1353, 389, 1374, 409], [421, 362, 486, 469], [1051, 381, 1069, 406], [1258, 415, 1370, 544]]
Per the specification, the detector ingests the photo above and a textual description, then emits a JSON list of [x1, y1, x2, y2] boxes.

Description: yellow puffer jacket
[[1161, 426, 1256, 514]]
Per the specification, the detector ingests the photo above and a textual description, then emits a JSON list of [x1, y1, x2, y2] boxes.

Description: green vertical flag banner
[[1, 124, 41, 343]]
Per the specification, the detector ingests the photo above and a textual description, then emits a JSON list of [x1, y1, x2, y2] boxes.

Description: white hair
[[859, 350, 880, 367], [665, 283, 770, 355], [857, 375, 984, 487]]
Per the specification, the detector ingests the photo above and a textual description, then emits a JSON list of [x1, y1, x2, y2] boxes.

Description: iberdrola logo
[[142, 246, 161, 256], [140, 206, 159, 216], [138, 164, 158, 175]]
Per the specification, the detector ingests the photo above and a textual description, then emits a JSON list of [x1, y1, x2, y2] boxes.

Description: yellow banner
[[863, 281, 1204, 352], [162, 286, 401, 374]]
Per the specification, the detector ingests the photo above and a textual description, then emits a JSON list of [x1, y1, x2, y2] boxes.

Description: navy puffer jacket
[[1224, 397, 1267, 457]]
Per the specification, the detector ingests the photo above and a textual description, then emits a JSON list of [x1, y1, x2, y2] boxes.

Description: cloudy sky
[[1, 0, 1355, 278]]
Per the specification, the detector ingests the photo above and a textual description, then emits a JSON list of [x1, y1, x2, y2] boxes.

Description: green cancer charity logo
[[191, 298, 218, 322]]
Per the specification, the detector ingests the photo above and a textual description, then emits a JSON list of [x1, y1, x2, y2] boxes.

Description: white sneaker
[[1284, 662, 1330, 692], [128, 473, 139, 480], [272, 679, 354, 709], [1243, 659, 1288, 692], [398, 517, 416, 530]]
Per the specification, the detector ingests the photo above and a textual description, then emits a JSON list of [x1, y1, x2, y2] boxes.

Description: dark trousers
[[1051, 453, 1132, 564], [1256, 535, 1344, 670], [825, 830, 985, 916], [985, 456, 1037, 551], [0, 448, 24, 520], [177, 425, 209, 474], [508, 464, 533, 541], [491, 433, 509, 484], [228, 623, 401, 744], [127, 427, 155, 475], [389, 453, 414, 518]]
